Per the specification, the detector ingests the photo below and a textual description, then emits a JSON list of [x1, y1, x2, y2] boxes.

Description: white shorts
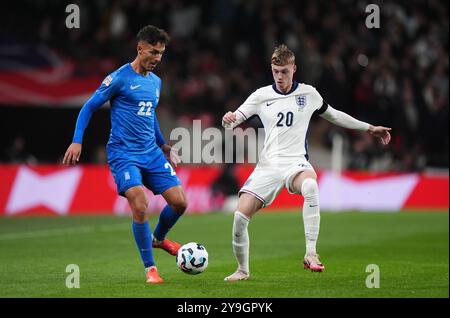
[[239, 158, 315, 207]]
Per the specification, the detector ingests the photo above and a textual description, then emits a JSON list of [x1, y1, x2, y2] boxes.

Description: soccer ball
[[176, 242, 208, 275]]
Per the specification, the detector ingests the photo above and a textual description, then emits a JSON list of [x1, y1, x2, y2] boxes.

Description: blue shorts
[[107, 149, 181, 197]]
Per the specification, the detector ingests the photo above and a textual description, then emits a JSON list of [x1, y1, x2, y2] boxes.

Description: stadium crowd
[[1, 0, 448, 170]]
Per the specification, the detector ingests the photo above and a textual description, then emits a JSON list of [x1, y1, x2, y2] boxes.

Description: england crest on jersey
[[295, 94, 307, 111]]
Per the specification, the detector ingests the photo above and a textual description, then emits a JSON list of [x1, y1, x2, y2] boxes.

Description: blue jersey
[[73, 63, 166, 155], [72, 63, 180, 197]]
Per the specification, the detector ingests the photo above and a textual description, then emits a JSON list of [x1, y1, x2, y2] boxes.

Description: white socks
[[230, 179, 319, 273], [301, 178, 320, 255], [232, 211, 250, 274]]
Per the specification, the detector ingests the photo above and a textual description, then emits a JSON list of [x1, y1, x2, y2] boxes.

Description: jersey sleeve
[[320, 105, 370, 131], [311, 87, 329, 115], [222, 90, 261, 129], [95, 72, 122, 100], [153, 76, 165, 145], [235, 90, 260, 120], [154, 113, 166, 147], [72, 92, 108, 144]]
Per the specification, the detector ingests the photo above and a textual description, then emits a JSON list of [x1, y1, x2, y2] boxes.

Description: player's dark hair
[[271, 44, 295, 66], [136, 25, 170, 45]]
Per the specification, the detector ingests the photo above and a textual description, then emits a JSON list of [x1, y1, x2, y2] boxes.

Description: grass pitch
[[0, 211, 448, 298]]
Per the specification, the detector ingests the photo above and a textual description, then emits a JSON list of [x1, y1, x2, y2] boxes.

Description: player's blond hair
[[271, 44, 295, 66]]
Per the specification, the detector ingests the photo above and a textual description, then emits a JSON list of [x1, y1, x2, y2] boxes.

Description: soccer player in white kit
[[222, 45, 392, 281]]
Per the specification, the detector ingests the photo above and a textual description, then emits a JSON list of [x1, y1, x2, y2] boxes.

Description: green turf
[[0, 211, 448, 298]]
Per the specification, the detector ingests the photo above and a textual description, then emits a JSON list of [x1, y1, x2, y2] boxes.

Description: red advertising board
[[0, 165, 447, 216]]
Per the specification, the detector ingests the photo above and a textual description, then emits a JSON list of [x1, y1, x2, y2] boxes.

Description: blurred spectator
[[5, 136, 38, 164]]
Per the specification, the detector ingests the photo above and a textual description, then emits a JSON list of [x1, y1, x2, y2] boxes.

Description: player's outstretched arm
[[62, 92, 107, 166], [222, 91, 259, 129], [320, 105, 392, 145]]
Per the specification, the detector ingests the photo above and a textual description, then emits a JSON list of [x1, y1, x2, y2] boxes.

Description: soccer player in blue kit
[[63, 25, 186, 284]]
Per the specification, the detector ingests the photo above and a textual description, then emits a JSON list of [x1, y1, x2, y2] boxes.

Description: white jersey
[[234, 82, 327, 164], [223, 81, 371, 206]]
